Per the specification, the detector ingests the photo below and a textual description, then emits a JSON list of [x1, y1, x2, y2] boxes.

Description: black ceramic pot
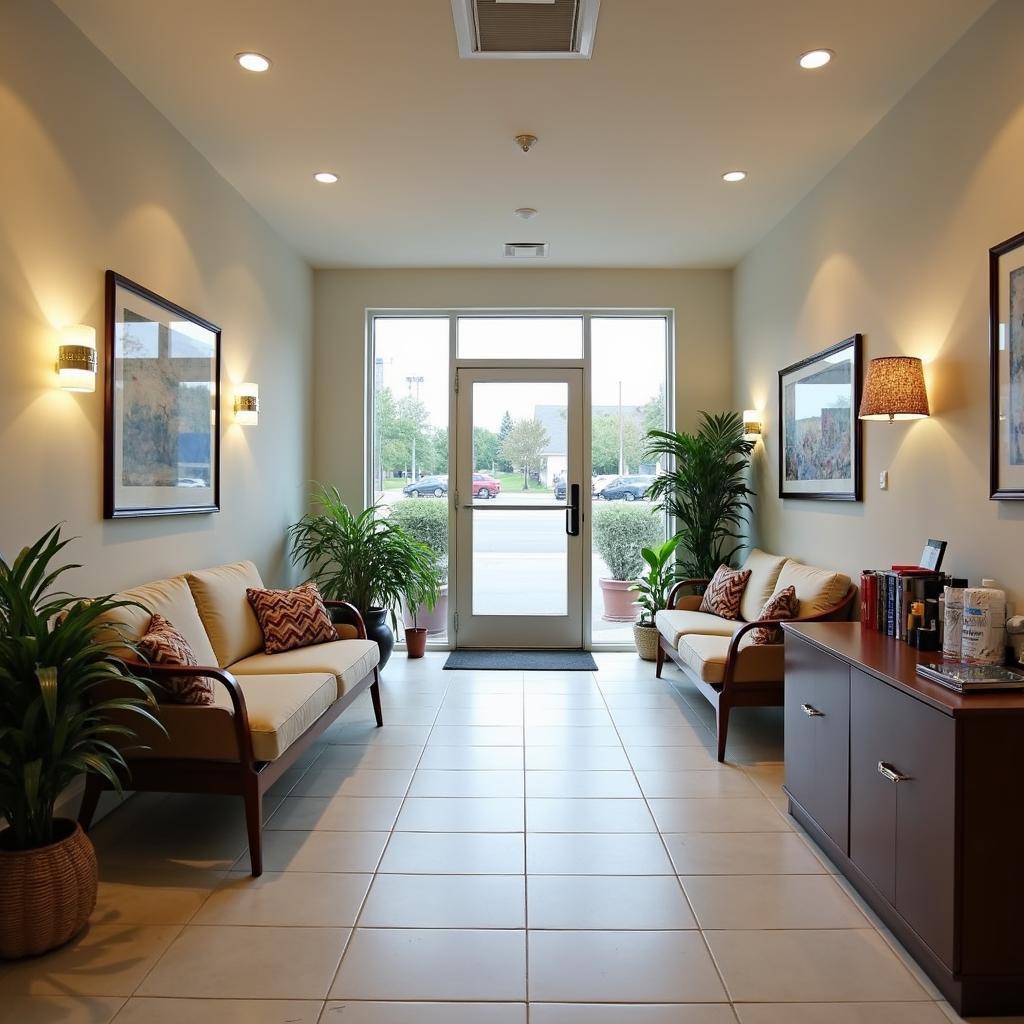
[[363, 607, 395, 670]]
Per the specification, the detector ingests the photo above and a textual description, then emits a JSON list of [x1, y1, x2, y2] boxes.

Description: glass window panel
[[458, 317, 583, 360]]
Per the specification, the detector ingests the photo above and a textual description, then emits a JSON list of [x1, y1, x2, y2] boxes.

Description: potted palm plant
[[388, 499, 449, 635], [0, 526, 159, 959], [592, 504, 664, 621], [645, 411, 755, 578], [628, 535, 682, 660], [289, 485, 438, 669], [402, 569, 440, 659]]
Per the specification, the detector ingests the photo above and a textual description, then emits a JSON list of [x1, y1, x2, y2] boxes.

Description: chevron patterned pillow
[[138, 613, 215, 705], [699, 564, 752, 620], [742, 584, 799, 646], [246, 583, 338, 655]]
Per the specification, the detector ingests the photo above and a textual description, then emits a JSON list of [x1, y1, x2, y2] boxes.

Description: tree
[[499, 418, 550, 491], [473, 427, 500, 471], [640, 384, 666, 436], [496, 411, 514, 472], [592, 413, 643, 475]]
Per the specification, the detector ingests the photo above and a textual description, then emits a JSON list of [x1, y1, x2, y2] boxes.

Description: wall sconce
[[234, 382, 259, 426], [742, 409, 763, 437], [858, 356, 930, 422], [56, 325, 97, 392]]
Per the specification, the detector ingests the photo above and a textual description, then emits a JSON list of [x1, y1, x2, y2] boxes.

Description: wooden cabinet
[[783, 623, 1024, 1016]]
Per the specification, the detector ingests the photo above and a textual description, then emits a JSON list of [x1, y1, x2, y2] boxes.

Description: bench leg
[[655, 639, 665, 678], [371, 670, 383, 727], [78, 773, 104, 831], [716, 699, 731, 763], [243, 780, 264, 877]]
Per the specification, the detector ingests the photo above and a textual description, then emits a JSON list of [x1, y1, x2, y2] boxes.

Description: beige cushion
[[229, 638, 380, 699], [99, 575, 218, 667], [773, 561, 851, 618], [675, 634, 785, 685], [739, 549, 789, 623], [187, 561, 266, 667], [655, 609, 742, 650], [122, 672, 337, 762]]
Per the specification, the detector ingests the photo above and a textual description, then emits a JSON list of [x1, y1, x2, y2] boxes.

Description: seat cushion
[[699, 565, 751, 620], [229, 639, 380, 699], [676, 634, 784, 685], [187, 561, 266, 667], [99, 575, 218, 667], [655, 609, 742, 650], [122, 672, 337, 762], [739, 549, 789, 623], [774, 561, 851, 618]]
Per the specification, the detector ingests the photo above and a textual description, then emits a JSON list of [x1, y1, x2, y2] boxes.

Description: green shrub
[[592, 504, 663, 581], [387, 499, 449, 583]]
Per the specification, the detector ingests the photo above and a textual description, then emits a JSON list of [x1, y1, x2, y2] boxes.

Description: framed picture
[[104, 271, 220, 518], [778, 334, 862, 501], [990, 230, 1024, 500]]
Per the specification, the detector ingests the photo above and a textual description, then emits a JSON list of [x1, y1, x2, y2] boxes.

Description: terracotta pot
[[633, 623, 661, 661], [599, 578, 639, 622], [406, 626, 428, 658], [0, 819, 97, 959]]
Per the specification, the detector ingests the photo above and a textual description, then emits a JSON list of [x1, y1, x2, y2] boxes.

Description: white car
[[591, 474, 618, 495]]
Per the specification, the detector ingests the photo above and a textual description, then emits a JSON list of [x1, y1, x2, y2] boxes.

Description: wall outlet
[[879, 470, 889, 490]]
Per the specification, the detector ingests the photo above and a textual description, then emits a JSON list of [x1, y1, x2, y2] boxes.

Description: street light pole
[[618, 380, 624, 475], [406, 375, 424, 480]]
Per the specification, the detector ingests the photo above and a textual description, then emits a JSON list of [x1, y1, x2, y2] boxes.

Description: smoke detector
[[504, 242, 549, 258], [514, 207, 538, 220]]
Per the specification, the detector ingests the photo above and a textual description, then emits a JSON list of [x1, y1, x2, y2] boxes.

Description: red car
[[472, 473, 502, 499]]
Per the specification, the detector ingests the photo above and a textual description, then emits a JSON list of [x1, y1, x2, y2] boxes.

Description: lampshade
[[858, 356, 929, 421], [234, 383, 259, 426], [56, 325, 97, 392]]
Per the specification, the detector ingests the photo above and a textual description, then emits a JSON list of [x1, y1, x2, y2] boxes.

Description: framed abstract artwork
[[778, 334, 863, 501], [104, 271, 221, 518], [990, 230, 1024, 500]]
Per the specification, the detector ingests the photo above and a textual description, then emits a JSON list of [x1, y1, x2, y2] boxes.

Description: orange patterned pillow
[[699, 565, 751, 620], [246, 583, 337, 655], [137, 613, 214, 705], [744, 585, 800, 646]]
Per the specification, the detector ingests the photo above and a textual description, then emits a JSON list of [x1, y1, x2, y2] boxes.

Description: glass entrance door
[[453, 367, 585, 648]]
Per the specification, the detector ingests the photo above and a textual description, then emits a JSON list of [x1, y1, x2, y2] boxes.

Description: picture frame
[[104, 271, 221, 518], [990, 229, 1024, 500], [778, 334, 862, 501]]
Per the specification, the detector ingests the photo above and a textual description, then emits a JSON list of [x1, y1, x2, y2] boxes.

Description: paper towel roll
[[961, 587, 1006, 666]]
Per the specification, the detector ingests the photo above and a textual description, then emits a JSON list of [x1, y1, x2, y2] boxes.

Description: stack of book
[[860, 567, 949, 640]]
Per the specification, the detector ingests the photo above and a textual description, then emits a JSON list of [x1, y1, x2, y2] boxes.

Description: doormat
[[443, 650, 599, 671]]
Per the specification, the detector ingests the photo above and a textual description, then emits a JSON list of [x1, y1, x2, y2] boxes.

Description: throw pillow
[[699, 564, 752, 620], [137, 613, 215, 705], [246, 582, 337, 655], [744, 585, 800, 646]]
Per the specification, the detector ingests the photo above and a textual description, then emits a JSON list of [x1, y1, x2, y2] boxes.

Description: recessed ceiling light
[[236, 52, 271, 72], [313, 171, 339, 184], [799, 48, 833, 70], [722, 170, 747, 183]]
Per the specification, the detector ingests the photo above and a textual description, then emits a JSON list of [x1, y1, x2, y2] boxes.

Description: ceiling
[[55, 0, 991, 269]]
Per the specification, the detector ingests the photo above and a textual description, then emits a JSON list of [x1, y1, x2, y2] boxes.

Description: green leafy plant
[[645, 412, 755, 579], [387, 500, 449, 584], [592, 504, 663, 581], [629, 535, 683, 626], [289, 485, 439, 627], [0, 526, 159, 851]]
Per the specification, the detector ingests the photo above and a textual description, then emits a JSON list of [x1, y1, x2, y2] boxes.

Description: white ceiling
[[56, 0, 991, 268]]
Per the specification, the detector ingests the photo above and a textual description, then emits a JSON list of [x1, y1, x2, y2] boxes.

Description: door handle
[[565, 483, 580, 537], [877, 761, 910, 783], [801, 703, 824, 717]]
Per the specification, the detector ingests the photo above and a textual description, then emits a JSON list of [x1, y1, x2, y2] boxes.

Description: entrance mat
[[444, 650, 599, 671]]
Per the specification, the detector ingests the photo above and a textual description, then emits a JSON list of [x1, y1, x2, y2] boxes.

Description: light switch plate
[[879, 470, 888, 490]]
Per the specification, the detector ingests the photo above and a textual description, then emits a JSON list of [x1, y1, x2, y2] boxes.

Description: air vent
[[504, 242, 549, 258], [452, 0, 600, 59]]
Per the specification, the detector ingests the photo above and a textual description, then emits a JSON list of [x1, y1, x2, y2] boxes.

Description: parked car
[[596, 475, 656, 501], [554, 478, 567, 501], [403, 475, 448, 497], [591, 474, 618, 495], [472, 472, 501, 499]]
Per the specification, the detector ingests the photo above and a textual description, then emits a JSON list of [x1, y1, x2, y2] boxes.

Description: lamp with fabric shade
[[858, 356, 929, 422]]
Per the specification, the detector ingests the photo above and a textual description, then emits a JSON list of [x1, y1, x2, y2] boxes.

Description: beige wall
[[733, 0, 1024, 604], [0, 1, 313, 594], [314, 268, 733, 504]]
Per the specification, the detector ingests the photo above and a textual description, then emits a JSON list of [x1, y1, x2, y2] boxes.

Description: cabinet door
[[784, 636, 850, 850]]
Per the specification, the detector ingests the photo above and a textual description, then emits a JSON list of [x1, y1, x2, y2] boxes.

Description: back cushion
[[738, 549, 789, 622], [773, 561, 851, 618], [98, 575, 218, 667], [187, 561, 266, 667]]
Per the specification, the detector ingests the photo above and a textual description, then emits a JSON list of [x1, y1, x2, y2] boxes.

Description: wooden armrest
[[324, 600, 368, 639], [667, 578, 711, 609]]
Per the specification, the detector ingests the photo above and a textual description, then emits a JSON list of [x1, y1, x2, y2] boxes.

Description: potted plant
[[592, 504, 663, 621], [402, 569, 440, 659], [0, 526, 158, 959], [629, 535, 682, 660], [645, 411, 755, 578], [289, 485, 438, 669], [388, 499, 449, 635]]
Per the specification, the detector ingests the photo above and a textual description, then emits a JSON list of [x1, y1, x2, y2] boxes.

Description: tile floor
[[0, 653, 1008, 1023]]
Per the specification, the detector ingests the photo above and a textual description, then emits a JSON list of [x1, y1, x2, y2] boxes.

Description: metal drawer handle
[[877, 761, 910, 784], [801, 703, 824, 717]]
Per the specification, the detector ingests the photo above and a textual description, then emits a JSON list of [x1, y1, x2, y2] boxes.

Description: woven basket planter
[[633, 623, 661, 662], [0, 819, 97, 959]]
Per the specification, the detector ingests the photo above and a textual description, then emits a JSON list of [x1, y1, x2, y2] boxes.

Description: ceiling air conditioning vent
[[504, 242, 549, 258], [452, 0, 600, 60]]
